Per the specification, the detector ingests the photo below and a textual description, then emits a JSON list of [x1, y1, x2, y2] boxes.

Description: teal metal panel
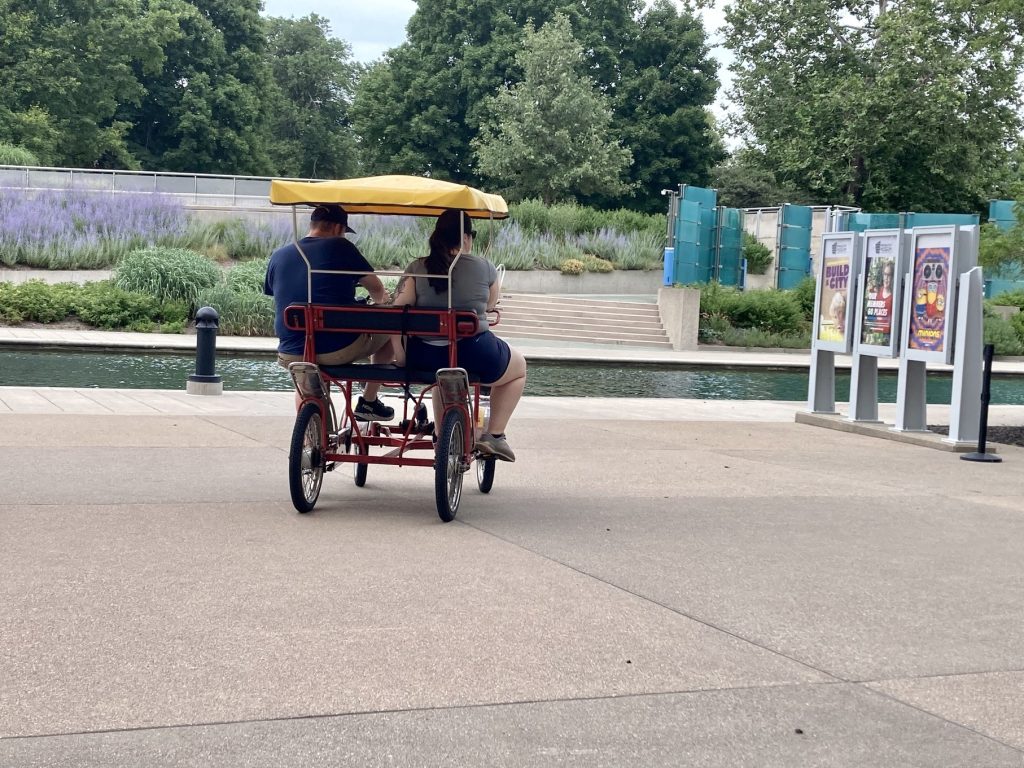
[[989, 200, 1018, 231], [671, 185, 718, 284], [842, 212, 901, 232], [673, 199, 703, 284], [716, 207, 743, 286], [777, 204, 813, 289], [904, 212, 979, 228], [682, 184, 717, 209], [985, 277, 1024, 299]]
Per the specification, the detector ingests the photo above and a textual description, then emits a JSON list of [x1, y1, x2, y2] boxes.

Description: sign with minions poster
[[906, 228, 957, 364], [812, 232, 858, 353]]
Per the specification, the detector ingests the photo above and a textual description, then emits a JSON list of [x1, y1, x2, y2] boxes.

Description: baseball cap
[[310, 204, 355, 233]]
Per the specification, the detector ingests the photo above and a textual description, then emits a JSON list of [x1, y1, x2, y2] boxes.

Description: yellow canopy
[[269, 175, 509, 219]]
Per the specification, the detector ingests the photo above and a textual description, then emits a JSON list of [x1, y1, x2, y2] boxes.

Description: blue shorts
[[406, 331, 512, 384]]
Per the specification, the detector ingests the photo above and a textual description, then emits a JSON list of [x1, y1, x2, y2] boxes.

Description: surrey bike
[[270, 175, 507, 521]]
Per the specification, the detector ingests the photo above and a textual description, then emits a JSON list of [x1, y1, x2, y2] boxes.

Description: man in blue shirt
[[264, 204, 394, 421]]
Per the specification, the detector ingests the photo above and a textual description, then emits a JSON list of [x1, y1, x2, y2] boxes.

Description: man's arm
[[358, 273, 389, 304]]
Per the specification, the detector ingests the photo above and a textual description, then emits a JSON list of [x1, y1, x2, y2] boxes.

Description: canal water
[[3, 349, 1024, 404]]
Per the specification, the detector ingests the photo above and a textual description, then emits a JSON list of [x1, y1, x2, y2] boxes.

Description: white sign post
[[807, 232, 860, 413], [893, 225, 981, 440], [848, 229, 909, 422]]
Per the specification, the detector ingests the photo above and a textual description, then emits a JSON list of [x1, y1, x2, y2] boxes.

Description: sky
[[259, 0, 735, 119]]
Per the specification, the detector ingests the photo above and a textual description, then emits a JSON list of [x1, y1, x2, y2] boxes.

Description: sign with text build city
[[812, 232, 858, 354]]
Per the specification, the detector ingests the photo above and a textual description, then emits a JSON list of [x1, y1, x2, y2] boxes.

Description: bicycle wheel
[[476, 456, 495, 493], [352, 440, 368, 487], [289, 402, 324, 513], [434, 408, 466, 522]]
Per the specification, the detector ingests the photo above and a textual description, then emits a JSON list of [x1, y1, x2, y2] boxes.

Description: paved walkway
[[2, 327, 1024, 765]]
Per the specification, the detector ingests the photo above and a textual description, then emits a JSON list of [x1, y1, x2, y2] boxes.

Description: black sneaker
[[354, 396, 394, 422]]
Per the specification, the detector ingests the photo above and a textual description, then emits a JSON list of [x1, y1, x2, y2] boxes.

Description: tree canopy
[[473, 13, 632, 204], [5, 0, 1023, 218], [350, 0, 719, 209], [724, 0, 1024, 213]]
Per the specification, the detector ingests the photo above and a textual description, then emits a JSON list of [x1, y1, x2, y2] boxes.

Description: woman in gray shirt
[[392, 210, 527, 462]]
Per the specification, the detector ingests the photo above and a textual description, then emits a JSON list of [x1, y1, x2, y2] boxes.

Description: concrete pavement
[[1, 383, 1023, 765], [2, 324, 1024, 764]]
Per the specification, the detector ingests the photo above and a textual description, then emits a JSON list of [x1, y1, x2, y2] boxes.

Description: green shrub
[[742, 232, 774, 275], [6, 280, 76, 323], [509, 199, 550, 233], [727, 289, 805, 335], [509, 199, 665, 237], [721, 326, 811, 349], [194, 284, 274, 336], [0, 283, 23, 323], [991, 289, 1024, 310], [226, 258, 270, 294], [613, 231, 662, 270], [560, 258, 585, 275], [114, 247, 221, 308], [73, 281, 188, 329], [0, 143, 39, 165], [699, 281, 741, 319], [583, 255, 614, 273], [698, 314, 732, 344], [791, 276, 817, 320], [547, 203, 601, 237], [983, 312, 1024, 355], [535, 238, 585, 270], [1012, 311, 1024, 345], [604, 208, 665, 237]]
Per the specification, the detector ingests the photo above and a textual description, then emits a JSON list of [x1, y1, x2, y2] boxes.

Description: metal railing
[[0, 164, 315, 208]]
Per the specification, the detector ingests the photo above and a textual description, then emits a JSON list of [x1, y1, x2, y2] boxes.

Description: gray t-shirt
[[405, 254, 497, 323]]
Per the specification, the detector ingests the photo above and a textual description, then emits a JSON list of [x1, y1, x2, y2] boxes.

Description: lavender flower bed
[[0, 189, 661, 273], [0, 189, 190, 269]]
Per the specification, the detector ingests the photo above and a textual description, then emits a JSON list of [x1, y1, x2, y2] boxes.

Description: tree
[[351, 0, 721, 209], [724, 0, 1024, 213], [123, 0, 274, 174], [472, 14, 631, 203], [712, 155, 797, 209], [591, 0, 723, 213], [0, 0, 173, 167], [351, 0, 558, 180], [263, 15, 359, 178]]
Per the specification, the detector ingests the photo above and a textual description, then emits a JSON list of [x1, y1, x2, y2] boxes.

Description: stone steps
[[495, 292, 671, 348]]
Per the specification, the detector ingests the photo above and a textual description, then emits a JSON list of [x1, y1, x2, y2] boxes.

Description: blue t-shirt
[[264, 236, 374, 355]]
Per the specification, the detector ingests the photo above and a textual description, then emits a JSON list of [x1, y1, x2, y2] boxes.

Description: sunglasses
[[922, 263, 944, 281], [467, 229, 477, 238]]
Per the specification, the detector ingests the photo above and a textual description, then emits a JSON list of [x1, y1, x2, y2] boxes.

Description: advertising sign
[[812, 233, 857, 353], [905, 227, 957, 364], [855, 230, 904, 358]]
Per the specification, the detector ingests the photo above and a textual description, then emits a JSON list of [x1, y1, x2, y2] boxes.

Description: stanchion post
[[186, 306, 223, 396], [960, 343, 1000, 463]]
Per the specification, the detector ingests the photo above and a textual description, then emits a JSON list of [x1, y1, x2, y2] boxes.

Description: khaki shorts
[[277, 333, 389, 369]]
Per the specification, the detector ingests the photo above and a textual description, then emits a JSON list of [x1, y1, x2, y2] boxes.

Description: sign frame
[[811, 232, 859, 354], [853, 229, 907, 359], [905, 225, 959, 364]]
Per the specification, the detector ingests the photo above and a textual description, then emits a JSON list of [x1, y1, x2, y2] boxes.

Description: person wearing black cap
[[264, 204, 394, 421]]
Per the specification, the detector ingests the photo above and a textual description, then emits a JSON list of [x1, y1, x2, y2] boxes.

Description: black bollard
[[187, 306, 223, 395], [961, 343, 1001, 463]]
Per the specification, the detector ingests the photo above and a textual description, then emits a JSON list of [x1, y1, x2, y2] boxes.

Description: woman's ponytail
[[424, 209, 471, 294]]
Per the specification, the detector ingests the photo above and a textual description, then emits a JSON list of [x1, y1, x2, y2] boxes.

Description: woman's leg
[[485, 347, 526, 435]]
